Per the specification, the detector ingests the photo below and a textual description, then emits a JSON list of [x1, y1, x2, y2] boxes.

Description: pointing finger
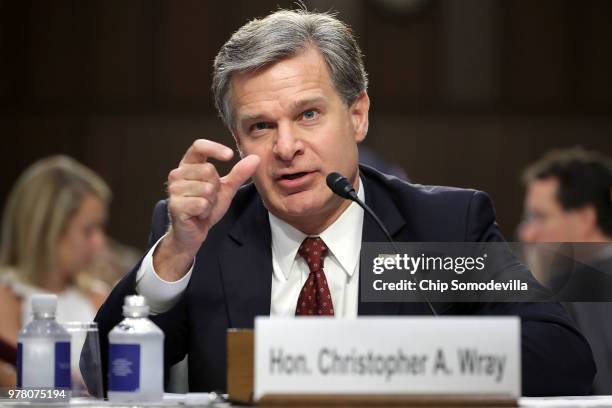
[[181, 139, 234, 165]]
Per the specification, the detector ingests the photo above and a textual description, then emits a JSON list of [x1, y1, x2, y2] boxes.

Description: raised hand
[[154, 139, 260, 280]]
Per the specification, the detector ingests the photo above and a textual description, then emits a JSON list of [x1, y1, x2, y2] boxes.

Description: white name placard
[[254, 317, 520, 400]]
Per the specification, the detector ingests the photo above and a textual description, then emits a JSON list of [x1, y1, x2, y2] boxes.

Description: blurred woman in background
[[0, 156, 111, 384]]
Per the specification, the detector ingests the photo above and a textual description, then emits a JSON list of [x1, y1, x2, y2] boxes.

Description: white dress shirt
[[136, 178, 365, 318]]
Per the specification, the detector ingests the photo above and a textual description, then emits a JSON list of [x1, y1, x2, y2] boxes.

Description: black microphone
[[326, 172, 437, 316], [326, 172, 359, 200], [327, 172, 393, 244]]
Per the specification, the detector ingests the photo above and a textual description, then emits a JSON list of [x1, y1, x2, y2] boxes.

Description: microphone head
[[326, 172, 356, 200]]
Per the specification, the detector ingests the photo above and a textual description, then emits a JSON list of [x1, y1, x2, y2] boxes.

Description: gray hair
[[212, 9, 368, 131]]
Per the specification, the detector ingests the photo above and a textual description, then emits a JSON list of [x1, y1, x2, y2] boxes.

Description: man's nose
[[519, 222, 538, 243], [273, 123, 303, 162]]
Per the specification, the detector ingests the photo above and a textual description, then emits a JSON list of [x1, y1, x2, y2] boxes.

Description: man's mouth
[[276, 171, 317, 191], [280, 172, 309, 181]]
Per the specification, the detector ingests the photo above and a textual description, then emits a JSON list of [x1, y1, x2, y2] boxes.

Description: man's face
[[229, 47, 369, 233], [519, 178, 584, 242]]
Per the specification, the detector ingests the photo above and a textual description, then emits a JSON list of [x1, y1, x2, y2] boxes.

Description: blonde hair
[[0, 156, 111, 286]]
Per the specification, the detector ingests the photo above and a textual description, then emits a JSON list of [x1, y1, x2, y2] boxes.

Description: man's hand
[[153, 139, 260, 281]]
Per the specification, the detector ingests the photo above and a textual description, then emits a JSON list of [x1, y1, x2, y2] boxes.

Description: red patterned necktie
[[295, 237, 334, 316]]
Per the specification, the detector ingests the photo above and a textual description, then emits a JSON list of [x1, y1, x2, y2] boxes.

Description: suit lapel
[[218, 195, 273, 328], [358, 169, 404, 316], [357, 168, 440, 316]]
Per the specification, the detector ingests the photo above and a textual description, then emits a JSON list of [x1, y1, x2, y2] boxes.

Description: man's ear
[[573, 205, 598, 236], [350, 91, 370, 143]]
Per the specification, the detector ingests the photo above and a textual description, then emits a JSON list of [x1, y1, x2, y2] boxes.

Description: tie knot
[[298, 237, 328, 272]]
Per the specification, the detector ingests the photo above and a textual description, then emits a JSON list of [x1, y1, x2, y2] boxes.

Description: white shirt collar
[[269, 177, 365, 280]]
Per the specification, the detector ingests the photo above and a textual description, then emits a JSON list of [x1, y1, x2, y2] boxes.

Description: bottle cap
[[123, 295, 150, 317], [31, 294, 58, 318]]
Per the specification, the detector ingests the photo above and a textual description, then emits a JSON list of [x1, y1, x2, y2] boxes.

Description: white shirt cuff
[[135, 234, 194, 314]]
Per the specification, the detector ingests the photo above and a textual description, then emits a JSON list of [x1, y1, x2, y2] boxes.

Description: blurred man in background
[[520, 147, 612, 394], [520, 147, 612, 245]]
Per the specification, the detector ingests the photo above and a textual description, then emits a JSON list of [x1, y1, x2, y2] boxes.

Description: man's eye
[[302, 109, 319, 120], [251, 122, 270, 132], [524, 212, 546, 224]]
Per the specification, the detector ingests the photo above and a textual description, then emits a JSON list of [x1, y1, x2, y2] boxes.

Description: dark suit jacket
[[566, 300, 612, 395], [564, 253, 612, 394], [94, 165, 595, 396]]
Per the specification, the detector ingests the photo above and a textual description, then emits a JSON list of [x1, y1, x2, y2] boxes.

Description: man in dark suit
[[520, 148, 612, 394], [94, 9, 595, 397]]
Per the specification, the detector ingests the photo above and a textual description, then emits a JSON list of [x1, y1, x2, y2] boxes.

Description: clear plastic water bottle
[[17, 294, 71, 389], [107, 295, 164, 402]]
